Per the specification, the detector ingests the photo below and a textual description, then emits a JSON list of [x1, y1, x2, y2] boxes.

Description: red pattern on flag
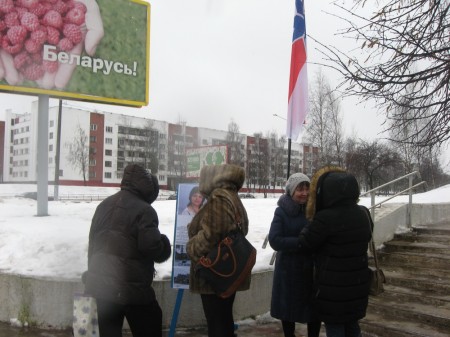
[[287, 0, 308, 141]]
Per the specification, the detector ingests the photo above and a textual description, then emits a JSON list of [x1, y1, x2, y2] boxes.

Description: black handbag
[[195, 213, 257, 299], [361, 206, 386, 296]]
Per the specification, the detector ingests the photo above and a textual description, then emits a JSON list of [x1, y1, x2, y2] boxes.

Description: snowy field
[[0, 183, 449, 280]]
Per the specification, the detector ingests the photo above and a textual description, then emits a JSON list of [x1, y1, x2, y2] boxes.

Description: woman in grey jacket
[[269, 173, 321, 337]]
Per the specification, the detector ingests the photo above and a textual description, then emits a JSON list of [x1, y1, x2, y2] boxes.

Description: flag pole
[[287, 138, 291, 179]]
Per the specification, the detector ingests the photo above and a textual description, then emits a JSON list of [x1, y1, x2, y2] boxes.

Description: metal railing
[[57, 194, 110, 202], [361, 171, 426, 228]]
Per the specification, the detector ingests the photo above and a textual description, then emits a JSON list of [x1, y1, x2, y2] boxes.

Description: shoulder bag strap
[[361, 206, 381, 271]]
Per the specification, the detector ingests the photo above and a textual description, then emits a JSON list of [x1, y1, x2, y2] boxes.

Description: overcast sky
[[0, 0, 448, 167], [0, 1, 383, 134]]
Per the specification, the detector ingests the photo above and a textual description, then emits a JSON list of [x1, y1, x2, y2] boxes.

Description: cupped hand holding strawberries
[[0, 0, 104, 89]]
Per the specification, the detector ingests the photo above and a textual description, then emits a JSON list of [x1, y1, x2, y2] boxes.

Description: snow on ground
[[0, 183, 449, 280]]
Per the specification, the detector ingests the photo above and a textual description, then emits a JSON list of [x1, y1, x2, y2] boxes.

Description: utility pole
[[273, 114, 291, 179], [54, 100, 62, 200]]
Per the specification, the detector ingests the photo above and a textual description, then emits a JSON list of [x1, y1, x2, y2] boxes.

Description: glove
[[154, 234, 171, 263]]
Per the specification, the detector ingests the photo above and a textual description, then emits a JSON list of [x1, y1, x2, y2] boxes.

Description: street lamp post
[[273, 114, 292, 180]]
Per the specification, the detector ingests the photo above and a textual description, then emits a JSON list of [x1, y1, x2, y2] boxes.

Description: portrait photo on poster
[[171, 183, 207, 289]]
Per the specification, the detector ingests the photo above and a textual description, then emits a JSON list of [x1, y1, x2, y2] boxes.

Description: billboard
[[0, 0, 150, 107], [186, 145, 228, 178]]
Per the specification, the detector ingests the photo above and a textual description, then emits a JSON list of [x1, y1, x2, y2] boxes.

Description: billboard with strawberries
[[0, 0, 150, 107]]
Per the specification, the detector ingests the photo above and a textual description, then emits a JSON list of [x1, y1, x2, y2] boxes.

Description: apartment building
[[0, 120, 4, 182], [2, 102, 317, 191]]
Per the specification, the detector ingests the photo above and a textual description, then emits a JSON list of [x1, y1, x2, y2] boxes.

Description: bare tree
[[268, 132, 286, 191], [346, 139, 402, 191], [65, 123, 89, 185], [140, 120, 159, 174], [306, 70, 330, 165], [328, 89, 345, 166], [247, 133, 270, 195], [226, 120, 246, 167], [317, 1, 450, 147], [306, 70, 344, 166]]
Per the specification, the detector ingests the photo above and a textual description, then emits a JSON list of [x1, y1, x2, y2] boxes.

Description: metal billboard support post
[[54, 100, 63, 201], [37, 95, 49, 216]]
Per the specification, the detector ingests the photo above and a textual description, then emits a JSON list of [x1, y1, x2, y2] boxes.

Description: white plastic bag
[[72, 293, 99, 337]]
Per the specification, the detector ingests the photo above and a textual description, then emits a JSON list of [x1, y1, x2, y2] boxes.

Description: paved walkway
[[0, 320, 329, 337]]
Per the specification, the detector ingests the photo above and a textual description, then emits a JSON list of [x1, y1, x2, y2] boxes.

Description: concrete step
[[378, 251, 450, 271], [413, 223, 450, 236], [361, 311, 450, 337], [381, 284, 450, 306], [367, 296, 450, 331], [380, 268, 450, 296], [383, 240, 450, 254], [393, 232, 450, 244], [361, 221, 450, 337]]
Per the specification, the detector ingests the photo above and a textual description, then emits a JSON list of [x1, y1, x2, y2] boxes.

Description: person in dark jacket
[[269, 172, 321, 337], [85, 164, 171, 337], [298, 166, 372, 337], [187, 164, 251, 337]]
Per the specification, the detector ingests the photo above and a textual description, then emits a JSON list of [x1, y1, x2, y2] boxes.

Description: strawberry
[[64, 7, 85, 26], [24, 38, 41, 53], [22, 63, 44, 80], [30, 50, 43, 64], [2, 36, 23, 54], [43, 59, 59, 73], [30, 3, 48, 18], [13, 50, 31, 69], [58, 37, 73, 51], [16, 0, 39, 10], [53, 0, 69, 15], [30, 27, 47, 44], [21, 12, 40, 32], [73, 1, 87, 13], [42, 10, 63, 29], [4, 11, 20, 28], [7, 25, 27, 44], [0, 0, 14, 14], [46, 26, 60, 45], [63, 23, 82, 44]]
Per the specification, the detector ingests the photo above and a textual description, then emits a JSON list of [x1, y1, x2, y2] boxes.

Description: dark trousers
[[282, 320, 322, 337], [96, 298, 162, 337], [324, 321, 361, 337], [200, 293, 236, 337]]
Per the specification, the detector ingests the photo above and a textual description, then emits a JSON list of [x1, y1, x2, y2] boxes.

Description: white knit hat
[[286, 173, 310, 196]]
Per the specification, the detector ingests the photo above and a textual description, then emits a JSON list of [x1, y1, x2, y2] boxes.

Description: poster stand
[[169, 183, 204, 336], [168, 289, 184, 337]]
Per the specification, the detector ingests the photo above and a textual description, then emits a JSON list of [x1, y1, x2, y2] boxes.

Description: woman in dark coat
[[269, 173, 321, 337], [85, 164, 171, 337], [298, 166, 372, 337]]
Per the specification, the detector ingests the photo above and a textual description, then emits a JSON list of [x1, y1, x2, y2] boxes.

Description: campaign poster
[[171, 183, 206, 289]]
